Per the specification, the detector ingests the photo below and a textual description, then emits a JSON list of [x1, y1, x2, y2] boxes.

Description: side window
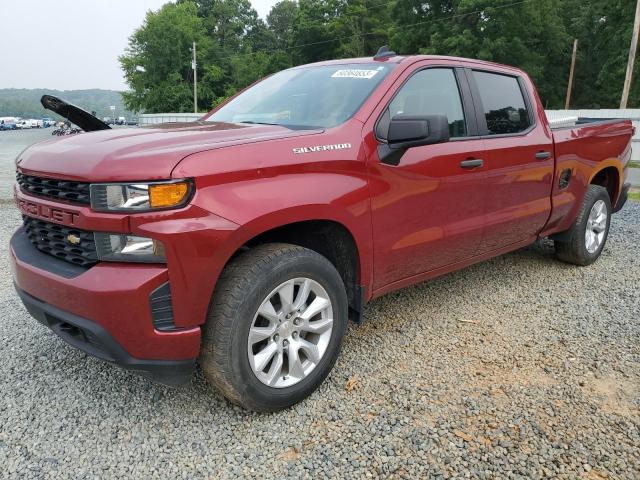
[[473, 71, 531, 135], [388, 68, 467, 137]]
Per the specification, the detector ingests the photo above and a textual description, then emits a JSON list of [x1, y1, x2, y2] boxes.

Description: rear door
[[366, 64, 488, 290], [467, 69, 554, 251]]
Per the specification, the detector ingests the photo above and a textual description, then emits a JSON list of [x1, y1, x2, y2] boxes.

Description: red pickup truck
[[11, 50, 632, 411]]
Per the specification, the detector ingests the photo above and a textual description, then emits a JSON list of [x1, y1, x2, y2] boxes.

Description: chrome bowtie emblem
[[67, 234, 81, 245]]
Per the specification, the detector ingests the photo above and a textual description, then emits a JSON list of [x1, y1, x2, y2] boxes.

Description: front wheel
[[555, 184, 612, 266], [200, 243, 348, 412]]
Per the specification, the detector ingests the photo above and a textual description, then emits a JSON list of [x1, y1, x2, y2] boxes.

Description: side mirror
[[378, 114, 450, 165], [388, 114, 450, 148]]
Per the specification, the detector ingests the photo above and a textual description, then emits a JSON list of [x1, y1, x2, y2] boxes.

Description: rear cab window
[[472, 70, 532, 135]]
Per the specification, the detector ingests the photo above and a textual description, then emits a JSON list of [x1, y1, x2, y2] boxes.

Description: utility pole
[[362, 0, 366, 57], [621, 0, 640, 109], [192, 41, 198, 113], [565, 39, 578, 110]]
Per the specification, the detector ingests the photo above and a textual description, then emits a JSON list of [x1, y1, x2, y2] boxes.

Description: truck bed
[[541, 118, 634, 238], [549, 116, 630, 131]]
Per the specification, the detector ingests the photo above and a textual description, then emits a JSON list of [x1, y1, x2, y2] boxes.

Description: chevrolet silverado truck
[[11, 49, 632, 411]]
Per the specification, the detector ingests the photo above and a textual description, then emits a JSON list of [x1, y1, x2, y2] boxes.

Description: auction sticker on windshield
[[331, 69, 379, 79]]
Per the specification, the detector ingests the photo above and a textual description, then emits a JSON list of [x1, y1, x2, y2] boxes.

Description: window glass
[[473, 71, 531, 135], [207, 63, 393, 129], [388, 69, 467, 137]]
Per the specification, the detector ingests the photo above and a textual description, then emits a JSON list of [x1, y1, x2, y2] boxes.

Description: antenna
[[374, 45, 396, 61]]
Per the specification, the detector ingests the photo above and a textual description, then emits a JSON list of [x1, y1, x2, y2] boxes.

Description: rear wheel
[[200, 243, 348, 412], [554, 185, 611, 266]]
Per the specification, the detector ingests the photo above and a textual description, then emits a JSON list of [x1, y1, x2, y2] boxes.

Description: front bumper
[[15, 286, 195, 386], [11, 179, 242, 385], [10, 227, 200, 385]]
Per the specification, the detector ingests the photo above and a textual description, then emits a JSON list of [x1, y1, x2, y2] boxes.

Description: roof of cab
[[296, 54, 525, 75]]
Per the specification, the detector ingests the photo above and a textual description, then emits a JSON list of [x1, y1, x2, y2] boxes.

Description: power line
[[264, 0, 536, 57], [152, 0, 539, 76], [388, 0, 534, 31]]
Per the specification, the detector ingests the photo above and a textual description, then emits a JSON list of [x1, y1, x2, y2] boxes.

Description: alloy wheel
[[585, 199, 608, 254], [247, 278, 334, 388]]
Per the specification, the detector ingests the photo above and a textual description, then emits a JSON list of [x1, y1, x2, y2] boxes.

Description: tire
[[200, 243, 348, 412], [555, 185, 612, 266]]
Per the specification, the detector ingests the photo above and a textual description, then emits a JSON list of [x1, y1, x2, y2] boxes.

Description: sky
[[0, 0, 279, 91]]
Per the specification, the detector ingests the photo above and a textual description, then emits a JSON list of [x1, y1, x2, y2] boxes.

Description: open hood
[[40, 95, 111, 132]]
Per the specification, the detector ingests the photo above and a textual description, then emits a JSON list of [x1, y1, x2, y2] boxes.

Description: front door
[[367, 66, 487, 290]]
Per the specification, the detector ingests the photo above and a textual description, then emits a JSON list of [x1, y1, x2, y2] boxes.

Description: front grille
[[23, 216, 98, 267], [17, 173, 91, 205]]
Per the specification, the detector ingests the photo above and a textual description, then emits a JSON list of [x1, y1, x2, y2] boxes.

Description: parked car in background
[[116, 116, 127, 125], [15, 120, 31, 129], [29, 119, 43, 128], [0, 118, 17, 130], [42, 118, 55, 128], [11, 52, 633, 412]]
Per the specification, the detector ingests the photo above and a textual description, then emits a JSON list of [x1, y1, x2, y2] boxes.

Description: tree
[[121, 0, 276, 112], [290, 0, 391, 63], [567, 0, 640, 108], [332, 0, 392, 58], [267, 0, 299, 50], [120, 2, 209, 112], [183, 0, 262, 50], [390, 0, 570, 108], [120, 0, 640, 112]]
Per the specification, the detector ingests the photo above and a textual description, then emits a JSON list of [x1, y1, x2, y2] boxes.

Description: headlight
[[90, 180, 192, 212], [94, 233, 166, 263]]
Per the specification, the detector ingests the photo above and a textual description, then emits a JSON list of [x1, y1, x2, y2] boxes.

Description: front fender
[[193, 170, 374, 290], [144, 170, 374, 328]]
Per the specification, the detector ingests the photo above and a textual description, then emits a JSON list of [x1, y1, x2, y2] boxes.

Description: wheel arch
[[218, 208, 372, 322], [588, 161, 623, 206]]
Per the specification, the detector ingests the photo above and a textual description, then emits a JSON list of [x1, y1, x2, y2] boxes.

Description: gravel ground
[[0, 130, 639, 479]]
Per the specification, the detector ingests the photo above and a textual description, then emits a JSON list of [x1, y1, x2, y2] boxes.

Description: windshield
[[206, 63, 394, 129]]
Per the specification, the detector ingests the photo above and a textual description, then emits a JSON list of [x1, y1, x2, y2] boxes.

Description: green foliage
[[267, 0, 298, 50], [565, 0, 640, 108], [120, 2, 209, 113], [390, 0, 570, 108], [119, 0, 640, 113]]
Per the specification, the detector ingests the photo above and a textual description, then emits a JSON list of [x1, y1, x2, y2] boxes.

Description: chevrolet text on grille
[[17, 199, 79, 225]]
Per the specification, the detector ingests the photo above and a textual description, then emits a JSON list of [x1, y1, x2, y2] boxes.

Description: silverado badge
[[292, 143, 352, 154]]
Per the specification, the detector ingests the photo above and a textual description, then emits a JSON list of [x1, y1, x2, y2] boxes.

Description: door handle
[[535, 151, 552, 160], [460, 159, 484, 169]]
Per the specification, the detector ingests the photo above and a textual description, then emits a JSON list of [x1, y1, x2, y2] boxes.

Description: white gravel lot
[[0, 129, 638, 479]]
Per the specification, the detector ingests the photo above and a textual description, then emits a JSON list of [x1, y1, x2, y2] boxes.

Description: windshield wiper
[[239, 121, 282, 126], [238, 121, 319, 131]]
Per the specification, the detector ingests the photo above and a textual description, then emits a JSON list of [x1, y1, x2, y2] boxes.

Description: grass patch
[[629, 161, 640, 169], [629, 190, 640, 202]]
